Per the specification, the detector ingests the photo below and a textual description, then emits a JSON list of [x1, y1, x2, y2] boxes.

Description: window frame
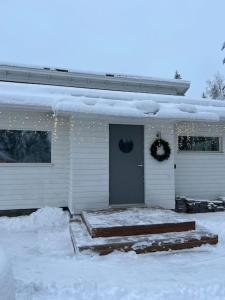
[[0, 129, 52, 164], [177, 135, 223, 153]]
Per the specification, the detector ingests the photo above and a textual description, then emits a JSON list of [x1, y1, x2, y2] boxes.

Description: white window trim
[[0, 163, 54, 167]]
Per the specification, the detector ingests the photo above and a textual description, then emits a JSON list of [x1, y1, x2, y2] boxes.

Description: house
[[0, 64, 225, 215]]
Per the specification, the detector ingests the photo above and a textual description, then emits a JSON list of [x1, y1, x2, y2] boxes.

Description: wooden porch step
[[70, 217, 218, 255], [80, 208, 196, 238]]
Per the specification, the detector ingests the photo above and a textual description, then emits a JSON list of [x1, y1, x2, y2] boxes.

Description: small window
[[178, 136, 220, 152], [0, 130, 51, 163]]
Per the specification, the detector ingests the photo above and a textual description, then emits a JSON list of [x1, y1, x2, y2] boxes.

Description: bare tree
[[205, 72, 225, 100], [222, 41, 225, 64]]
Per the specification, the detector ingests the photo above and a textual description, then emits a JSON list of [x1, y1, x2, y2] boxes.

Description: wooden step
[[80, 208, 196, 238], [70, 217, 218, 255]]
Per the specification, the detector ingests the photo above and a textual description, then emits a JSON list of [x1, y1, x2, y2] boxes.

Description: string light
[[2, 108, 225, 151]]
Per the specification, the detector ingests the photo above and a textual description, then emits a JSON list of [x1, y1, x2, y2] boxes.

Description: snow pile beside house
[[0, 246, 15, 300], [0, 82, 225, 121], [0, 207, 68, 231]]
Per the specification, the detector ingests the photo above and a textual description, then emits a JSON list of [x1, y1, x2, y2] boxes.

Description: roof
[[0, 81, 224, 122], [0, 64, 190, 96]]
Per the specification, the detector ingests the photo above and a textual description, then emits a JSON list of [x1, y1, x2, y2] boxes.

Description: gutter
[[0, 64, 190, 96]]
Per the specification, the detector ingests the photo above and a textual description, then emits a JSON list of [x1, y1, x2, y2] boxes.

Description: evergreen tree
[[202, 92, 207, 98], [174, 70, 182, 79]]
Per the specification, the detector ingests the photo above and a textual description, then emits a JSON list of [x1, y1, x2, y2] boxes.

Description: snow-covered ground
[[1, 207, 225, 300], [0, 246, 15, 300]]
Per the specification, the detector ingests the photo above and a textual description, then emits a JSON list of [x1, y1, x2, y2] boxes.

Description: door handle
[[137, 163, 144, 167]]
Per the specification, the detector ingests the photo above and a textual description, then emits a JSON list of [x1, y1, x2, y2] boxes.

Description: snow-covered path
[[1, 208, 225, 299]]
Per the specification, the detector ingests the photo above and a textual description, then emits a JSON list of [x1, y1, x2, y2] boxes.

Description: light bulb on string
[[53, 113, 59, 143]]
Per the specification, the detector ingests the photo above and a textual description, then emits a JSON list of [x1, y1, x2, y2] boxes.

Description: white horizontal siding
[[0, 110, 70, 210], [0, 110, 177, 212], [144, 121, 175, 209], [69, 118, 109, 212], [175, 122, 225, 199]]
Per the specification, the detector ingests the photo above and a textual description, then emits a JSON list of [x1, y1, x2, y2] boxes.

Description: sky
[[0, 0, 224, 97]]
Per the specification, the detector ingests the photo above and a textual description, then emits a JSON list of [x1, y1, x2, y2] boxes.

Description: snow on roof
[[0, 82, 225, 122]]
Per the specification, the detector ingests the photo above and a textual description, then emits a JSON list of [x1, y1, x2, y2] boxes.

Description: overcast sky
[[0, 0, 224, 97]]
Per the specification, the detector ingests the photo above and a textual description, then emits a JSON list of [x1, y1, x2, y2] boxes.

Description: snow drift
[[0, 207, 68, 232]]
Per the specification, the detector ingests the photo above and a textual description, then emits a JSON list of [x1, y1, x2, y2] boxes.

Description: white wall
[[0, 111, 176, 212], [175, 122, 225, 199], [69, 117, 109, 212], [0, 110, 70, 210], [69, 117, 175, 213], [144, 121, 175, 209]]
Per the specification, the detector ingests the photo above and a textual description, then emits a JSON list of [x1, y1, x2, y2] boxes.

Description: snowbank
[[0, 208, 224, 300], [0, 207, 68, 232], [0, 82, 225, 121], [0, 246, 14, 300]]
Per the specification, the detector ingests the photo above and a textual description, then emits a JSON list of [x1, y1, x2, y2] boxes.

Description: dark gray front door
[[109, 124, 144, 205]]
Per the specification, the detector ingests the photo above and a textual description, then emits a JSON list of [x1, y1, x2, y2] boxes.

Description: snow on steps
[[70, 217, 218, 255], [70, 210, 218, 255], [81, 208, 196, 238]]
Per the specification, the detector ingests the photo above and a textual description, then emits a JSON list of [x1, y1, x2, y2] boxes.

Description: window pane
[[0, 130, 51, 163], [178, 136, 220, 152]]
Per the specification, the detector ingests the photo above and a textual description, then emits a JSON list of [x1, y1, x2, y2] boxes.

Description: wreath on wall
[[150, 139, 171, 162]]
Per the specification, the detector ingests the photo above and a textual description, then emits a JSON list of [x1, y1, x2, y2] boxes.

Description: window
[[178, 136, 220, 152], [0, 130, 51, 163]]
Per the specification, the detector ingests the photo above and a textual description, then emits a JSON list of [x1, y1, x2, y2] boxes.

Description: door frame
[[108, 123, 145, 207]]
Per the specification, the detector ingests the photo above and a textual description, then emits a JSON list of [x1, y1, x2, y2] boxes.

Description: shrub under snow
[[0, 246, 15, 300], [0, 207, 68, 232]]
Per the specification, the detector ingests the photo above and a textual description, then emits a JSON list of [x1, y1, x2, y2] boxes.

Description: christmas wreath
[[150, 139, 171, 162]]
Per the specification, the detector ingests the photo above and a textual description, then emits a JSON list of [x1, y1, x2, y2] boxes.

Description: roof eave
[[0, 64, 191, 96]]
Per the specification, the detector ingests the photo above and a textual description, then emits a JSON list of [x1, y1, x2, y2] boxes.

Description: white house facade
[[0, 65, 225, 214]]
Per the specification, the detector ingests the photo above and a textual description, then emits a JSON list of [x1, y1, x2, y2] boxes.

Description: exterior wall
[[0, 110, 70, 210], [175, 122, 225, 199], [0, 110, 176, 212], [144, 122, 175, 209], [69, 117, 109, 212], [69, 117, 175, 213]]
